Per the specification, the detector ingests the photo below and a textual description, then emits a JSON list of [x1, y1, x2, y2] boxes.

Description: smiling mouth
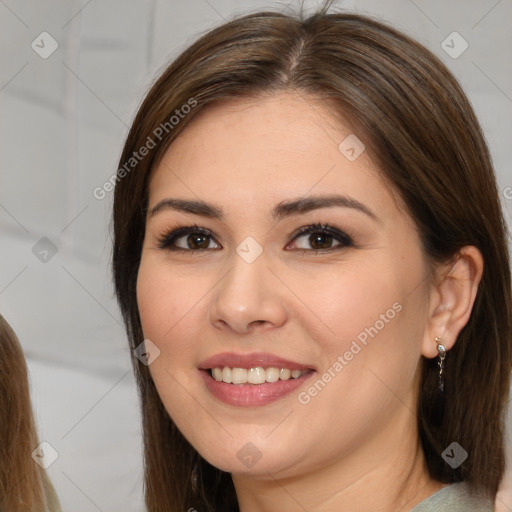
[[209, 367, 313, 385]]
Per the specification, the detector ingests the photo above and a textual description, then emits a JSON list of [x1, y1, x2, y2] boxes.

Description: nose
[[209, 252, 288, 335]]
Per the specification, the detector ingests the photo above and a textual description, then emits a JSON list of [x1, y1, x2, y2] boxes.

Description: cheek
[[293, 253, 427, 405], [289, 260, 406, 355], [136, 259, 170, 342], [293, 278, 424, 451], [136, 256, 203, 415], [136, 254, 204, 348]]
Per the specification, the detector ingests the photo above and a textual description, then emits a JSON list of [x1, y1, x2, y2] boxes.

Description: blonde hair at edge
[[0, 315, 61, 511]]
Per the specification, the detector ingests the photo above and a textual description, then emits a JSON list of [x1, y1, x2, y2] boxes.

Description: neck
[[232, 407, 443, 512]]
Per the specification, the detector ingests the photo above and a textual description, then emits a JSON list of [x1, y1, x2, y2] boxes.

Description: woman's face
[[137, 92, 431, 478]]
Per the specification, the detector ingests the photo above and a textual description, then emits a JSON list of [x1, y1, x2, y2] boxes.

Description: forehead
[[148, 92, 392, 217]]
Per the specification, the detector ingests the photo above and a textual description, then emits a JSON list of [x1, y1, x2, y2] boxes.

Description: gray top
[[411, 483, 494, 511], [43, 475, 62, 512]]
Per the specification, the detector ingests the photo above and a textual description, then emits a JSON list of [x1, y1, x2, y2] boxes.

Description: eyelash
[[157, 223, 354, 254]]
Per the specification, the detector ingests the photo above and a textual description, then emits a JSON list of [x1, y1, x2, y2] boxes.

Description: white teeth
[[248, 367, 266, 384], [232, 367, 248, 384], [221, 367, 232, 384], [266, 367, 280, 382], [280, 368, 291, 380], [210, 366, 309, 385]]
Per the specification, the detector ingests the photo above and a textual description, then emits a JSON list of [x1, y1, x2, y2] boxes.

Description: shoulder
[[43, 474, 63, 512], [411, 482, 494, 512]]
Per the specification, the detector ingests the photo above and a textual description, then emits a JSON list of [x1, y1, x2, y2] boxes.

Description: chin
[[191, 432, 308, 479]]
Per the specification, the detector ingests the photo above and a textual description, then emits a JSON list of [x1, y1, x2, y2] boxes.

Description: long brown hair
[[112, 5, 512, 511], [0, 315, 55, 510]]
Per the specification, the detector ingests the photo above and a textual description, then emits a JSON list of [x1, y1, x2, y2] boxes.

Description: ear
[[421, 246, 484, 359]]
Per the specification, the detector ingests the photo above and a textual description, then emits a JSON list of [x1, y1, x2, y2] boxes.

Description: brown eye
[[158, 226, 221, 251], [186, 233, 211, 249], [309, 233, 334, 250], [288, 224, 353, 252]]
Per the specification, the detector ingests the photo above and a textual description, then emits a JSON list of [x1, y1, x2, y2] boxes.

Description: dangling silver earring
[[436, 336, 446, 392], [431, 336, 447, 427], [435, 336, 446, 393]]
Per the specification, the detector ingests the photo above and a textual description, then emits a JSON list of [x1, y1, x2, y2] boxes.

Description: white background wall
[[0, 1, 510, 510]]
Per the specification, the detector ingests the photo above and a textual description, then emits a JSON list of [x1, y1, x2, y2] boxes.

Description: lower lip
[[200, 370, 315, 407]]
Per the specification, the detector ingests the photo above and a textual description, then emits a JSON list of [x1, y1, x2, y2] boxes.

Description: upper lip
[[198, 352, 315, 371]]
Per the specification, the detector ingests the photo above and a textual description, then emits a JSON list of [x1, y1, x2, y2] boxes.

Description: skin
[[136, 92, 483, 511]]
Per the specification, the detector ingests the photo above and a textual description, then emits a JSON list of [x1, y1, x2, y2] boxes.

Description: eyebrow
[[273, 195, 377, 221], [149, 194, 378, 221], [150, 198, 223, 219]]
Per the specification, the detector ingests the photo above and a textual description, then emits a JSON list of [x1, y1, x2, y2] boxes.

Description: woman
[[0, 315, 62, 511], [112, 4, 511, 511]]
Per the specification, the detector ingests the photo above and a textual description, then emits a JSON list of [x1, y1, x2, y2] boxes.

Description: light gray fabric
[[43, 475, 62, 512], [411, 483, 494, 512]]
